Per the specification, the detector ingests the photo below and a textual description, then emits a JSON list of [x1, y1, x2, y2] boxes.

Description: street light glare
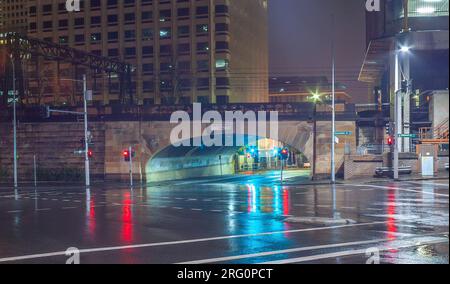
[[400, 46, 411, 53]]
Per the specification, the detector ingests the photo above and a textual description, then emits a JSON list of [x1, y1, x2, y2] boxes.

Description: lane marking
[[407, 181, 449, 187], [61, 207, 78, 210], [35, 208, 51, 212], [177, 232, 448, 264], [260, 238, 449, 264], [0, 220, 395, 263], [7, 210, 22, 214], [341, 206, 356, 210], [345, 184, 450, 197]]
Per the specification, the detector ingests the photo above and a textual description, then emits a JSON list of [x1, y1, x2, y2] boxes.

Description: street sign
[[335, 131, 352, 136], [398, 134, 417, 138]]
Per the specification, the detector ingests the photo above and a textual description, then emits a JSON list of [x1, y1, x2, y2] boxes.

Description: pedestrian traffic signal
[[387, 136, 394, 146]]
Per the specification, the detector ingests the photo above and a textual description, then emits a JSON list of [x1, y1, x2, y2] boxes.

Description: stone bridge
[[0, 103, 357, 182]]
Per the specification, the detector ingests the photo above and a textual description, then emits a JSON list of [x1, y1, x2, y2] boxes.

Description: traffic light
[[123, 150, 131, 162], [387, 136, 394, 146], [87, 149, 93, 159], [280, 148, 289, 160], [123, 149, 136, 162]]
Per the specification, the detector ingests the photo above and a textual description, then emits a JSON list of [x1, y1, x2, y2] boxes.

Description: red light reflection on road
[[121, 192, 134, 243], [283, 189, 290, 216]]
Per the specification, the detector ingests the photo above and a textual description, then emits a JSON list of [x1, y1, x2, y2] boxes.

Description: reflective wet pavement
[[0, 175, 448, 264]]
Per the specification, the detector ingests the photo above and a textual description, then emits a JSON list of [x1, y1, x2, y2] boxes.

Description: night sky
[[269, 0, 370, 103]]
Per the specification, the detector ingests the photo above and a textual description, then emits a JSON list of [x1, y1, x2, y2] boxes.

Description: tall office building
[[0, 0, 28, 33], [23, 0, 269, 106]]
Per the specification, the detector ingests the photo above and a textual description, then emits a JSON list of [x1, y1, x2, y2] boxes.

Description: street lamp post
[[56, 76, 91, 187], [83, 75, 90, 188], [393, 44, 410, 180], [331, 15, 336, 184], [10, 54, 18, 188]]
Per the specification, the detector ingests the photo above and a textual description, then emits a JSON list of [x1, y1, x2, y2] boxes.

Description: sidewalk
[[1, 171, 448, 189]]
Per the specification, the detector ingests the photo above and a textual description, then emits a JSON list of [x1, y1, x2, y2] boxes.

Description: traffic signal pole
[[10, 55, 18, 188], [129, 146, 133, 188], [83, 75, 91, 188]]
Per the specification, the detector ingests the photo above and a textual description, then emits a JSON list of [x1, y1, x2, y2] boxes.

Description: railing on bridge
[[419, 118, 449, 144], [0, 103, 358, 122]]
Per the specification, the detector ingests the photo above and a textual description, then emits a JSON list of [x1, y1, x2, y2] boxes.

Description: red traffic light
[[387, 136, 394, 146], [87, 149, 93, 158], [123, 149, 131, 161]]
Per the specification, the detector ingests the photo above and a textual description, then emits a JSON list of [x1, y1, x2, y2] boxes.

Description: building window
[[197, 60, 209, 72], [215, 59, 229, 71], [160, 28, 171, 39], [142, 28, 153, 41], [196, 24, 208, 34], [196, 42, 209, 53], [178, 25, 190, 37], [402, 0, 449, 18], [91, 33, 102, 43], [197, 78, 210, 90], [159, 10, 171, 22]]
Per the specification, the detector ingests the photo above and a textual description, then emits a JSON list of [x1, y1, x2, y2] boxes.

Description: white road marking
[[407, 181, 449, 187], [35, 208, 51, 212], [172, 207, 183, 210], [0, 220, 397, 263], [61, 207, 78, 210], [191, 208, 202, 211], [177, 232, 448, 264], [346, 184, 449, 197], [7, 210, 22, 214], [260, 237, 449, 264], [341, 206, 356, 210]]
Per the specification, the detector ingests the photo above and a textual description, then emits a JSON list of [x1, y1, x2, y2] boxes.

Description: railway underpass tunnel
[[146, 135, 312, 183]]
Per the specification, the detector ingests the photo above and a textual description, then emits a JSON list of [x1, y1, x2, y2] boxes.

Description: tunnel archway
[[145, 132, 313, 183]]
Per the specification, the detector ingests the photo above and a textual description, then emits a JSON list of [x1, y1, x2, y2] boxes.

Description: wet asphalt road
[[0, 172, 448, 264]]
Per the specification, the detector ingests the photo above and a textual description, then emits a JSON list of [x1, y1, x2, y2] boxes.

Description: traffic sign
[[335, 131, 352, 136], [398, 134, 417, 138]]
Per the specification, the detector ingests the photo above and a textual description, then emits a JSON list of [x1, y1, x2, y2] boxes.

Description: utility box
[[418, 144, 437, 177]]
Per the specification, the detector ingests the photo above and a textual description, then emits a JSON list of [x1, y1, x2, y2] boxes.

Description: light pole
[[393, 44, 410, 180], [57, 76, 91, 187], [10, 54, 18, 188], [83, 75, 90, 188], [331, 35, 336, 184]]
